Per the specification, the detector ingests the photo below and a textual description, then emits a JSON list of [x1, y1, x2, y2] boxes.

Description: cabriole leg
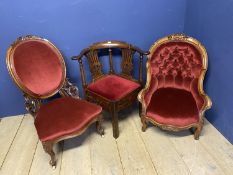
[[141, 116, 148, 132], [42, 141, 56, 169], [194, 120, 204, 140]]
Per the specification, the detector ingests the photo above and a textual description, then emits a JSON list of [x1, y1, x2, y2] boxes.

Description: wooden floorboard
[[60, 131, 92, 175], [0, 115, 38, 175], [0, 115, 23, 168], [89, 121, 124, 175], [199, 119, 233, 175], [29, 141, 62, 175], [116, 110, 158, 175], [132, 113, 191, 175], [168, 129, 226, 175], [0, 111, 232, 175]]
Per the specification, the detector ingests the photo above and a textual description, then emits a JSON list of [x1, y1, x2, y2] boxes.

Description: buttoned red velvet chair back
[[7, 36, 66, 99], [144, 35, 207, 112]]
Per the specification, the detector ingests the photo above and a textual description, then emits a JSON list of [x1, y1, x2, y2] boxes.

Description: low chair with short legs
[[72, 41, 148, 138], [6, 36, 104, 168], [138, 34, 212, 139]]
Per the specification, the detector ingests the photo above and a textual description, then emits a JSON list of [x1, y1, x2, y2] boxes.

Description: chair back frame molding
[[72, 40, 149, 138], [6, 35, 67, 99], [138, 33, 212, 139], [6, 35, 104, 168], [6, 35, 82, 116]]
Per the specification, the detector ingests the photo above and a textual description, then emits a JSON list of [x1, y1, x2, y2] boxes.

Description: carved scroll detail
[[86, 50, 103, 80], [167, 33, 189, 41], [121, 49, 134, 78], [59, 79, 80, 99], [24, 94, 41, 117]]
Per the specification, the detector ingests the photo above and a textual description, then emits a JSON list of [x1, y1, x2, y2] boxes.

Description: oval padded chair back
[[6, 36, 66, 99]]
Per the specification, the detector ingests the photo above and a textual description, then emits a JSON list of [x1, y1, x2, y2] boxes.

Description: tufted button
[[150, 42, 203, 91], [184, 48, 189, 55]]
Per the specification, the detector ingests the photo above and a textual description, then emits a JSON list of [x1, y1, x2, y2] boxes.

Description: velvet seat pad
[[87, 75, 140, 101], [12, 40, 64, 96], [147, 88, 199, 127], [35, 97, 102, 142]]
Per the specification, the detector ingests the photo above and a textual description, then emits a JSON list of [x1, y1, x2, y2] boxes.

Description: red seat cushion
[[34, 97, 102, 142], [87, 75, 140, 101], [147, 88, 199, 127]]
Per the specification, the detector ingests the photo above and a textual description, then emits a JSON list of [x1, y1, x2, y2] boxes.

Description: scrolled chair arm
[[205, 95, 212, 110], [71, 47, 90, 61], [71, 55, 81, 61], [59, 78, 80, 99], [196, 71, 212, 116], [24, 94, 41, 118], [200, 93, 212, 115], [139, 51, 150, 56], [137, 89, 144, 104]]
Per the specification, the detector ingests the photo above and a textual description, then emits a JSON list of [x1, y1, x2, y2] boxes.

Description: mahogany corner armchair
[[72, 41, 148, 138], [138, 34, 212, 139], [6, 36, 104, 168]]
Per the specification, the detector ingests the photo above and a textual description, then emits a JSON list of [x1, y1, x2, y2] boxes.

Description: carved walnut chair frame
[[6, 35, 104, 168], [138, 34, 212, 139], [72, 41, 148, 138]]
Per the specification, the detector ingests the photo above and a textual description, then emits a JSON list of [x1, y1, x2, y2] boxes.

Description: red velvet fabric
[[87, 75, 140, 101], [147, 88, 199, 126], [12, 40, 64, 96], [144, 41, 205, 111], [35, 97, 102, 142]]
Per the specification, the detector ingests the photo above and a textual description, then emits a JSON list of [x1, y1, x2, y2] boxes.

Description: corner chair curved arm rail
[[71, 40, 149, 61]]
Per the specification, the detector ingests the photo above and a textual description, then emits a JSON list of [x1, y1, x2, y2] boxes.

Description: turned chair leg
[[194, 121, 204, 140], [111, 104, 119, 139], [42, 141, 56, 169], [141, 116, 148, 132], [96, 115, 104, 137]]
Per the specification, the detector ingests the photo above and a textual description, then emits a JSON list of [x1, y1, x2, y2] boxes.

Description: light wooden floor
[[0, 109, 233, 175]]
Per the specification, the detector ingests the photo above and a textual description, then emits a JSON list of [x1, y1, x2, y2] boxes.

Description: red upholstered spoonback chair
[[138, 34, 212, 139], [6, 36, 104, 168]]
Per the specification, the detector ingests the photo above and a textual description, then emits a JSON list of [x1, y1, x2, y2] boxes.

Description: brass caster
[[49, 160, 56, 169], [52, 165, 56, 170], [98, 128, 105, 137]]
